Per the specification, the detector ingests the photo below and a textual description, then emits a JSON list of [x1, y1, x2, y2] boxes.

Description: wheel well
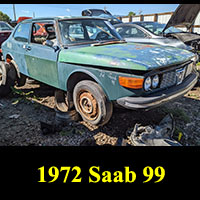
[[5, 55, 21, 80], [67, 72, 97, 93]]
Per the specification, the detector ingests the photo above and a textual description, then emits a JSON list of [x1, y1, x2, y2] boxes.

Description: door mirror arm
[[45, 40, 60, 52]]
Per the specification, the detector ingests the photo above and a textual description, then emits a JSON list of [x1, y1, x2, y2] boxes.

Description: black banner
[[1, 147, 199, 188]]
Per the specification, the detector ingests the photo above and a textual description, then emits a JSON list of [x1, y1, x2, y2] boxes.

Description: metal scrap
[[129, 114, 181, 146]]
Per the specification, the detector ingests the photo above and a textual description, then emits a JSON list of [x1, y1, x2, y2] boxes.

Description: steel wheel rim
[[78, 91, 99, 121]]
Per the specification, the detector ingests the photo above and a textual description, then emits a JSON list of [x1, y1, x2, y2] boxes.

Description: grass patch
[[11, 87, 42, 104], [161, 107, 190, 123]]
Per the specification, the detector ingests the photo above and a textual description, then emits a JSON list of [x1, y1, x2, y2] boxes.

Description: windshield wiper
[[91, 40, 127, 47]]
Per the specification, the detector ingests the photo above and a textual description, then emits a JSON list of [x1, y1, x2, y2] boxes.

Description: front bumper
[[116, 72, 198, 110]]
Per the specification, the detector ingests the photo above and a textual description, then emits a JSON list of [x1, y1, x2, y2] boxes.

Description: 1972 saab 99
[[0, 16, 198, 126]]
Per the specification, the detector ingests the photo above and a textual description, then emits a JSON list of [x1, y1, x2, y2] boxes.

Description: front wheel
[[73, 80, 113, 126]]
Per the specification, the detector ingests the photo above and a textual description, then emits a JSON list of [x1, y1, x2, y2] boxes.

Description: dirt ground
[[0, 76, 200, 146]]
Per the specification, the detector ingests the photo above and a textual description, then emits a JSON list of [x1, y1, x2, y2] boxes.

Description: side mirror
[[45, 40, 54, 47]]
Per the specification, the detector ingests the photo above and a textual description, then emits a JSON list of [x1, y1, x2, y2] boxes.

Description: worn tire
[[54, 90, 74, 112], [73, 80, 113, 126], [0, 61, 16, 97]]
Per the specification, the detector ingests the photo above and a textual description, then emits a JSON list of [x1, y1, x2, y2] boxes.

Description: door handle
[[26, 46, 31, 51]]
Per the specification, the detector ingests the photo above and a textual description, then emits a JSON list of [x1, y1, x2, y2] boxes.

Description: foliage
[[128, 11, 136, 17], [0, 11, 10, 22]]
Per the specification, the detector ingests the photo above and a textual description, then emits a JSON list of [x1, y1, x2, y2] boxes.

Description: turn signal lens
[[119, 76, 144, 89]]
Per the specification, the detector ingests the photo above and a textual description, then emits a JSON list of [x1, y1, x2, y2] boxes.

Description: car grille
[[160, 62, 193, 89], [160, 70, 177, 89]]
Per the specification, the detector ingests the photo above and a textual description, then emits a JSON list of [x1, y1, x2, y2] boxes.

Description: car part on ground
[[40, 109, 80, 135], [129, 114, 181, 146], [54, 90, 74, 112]]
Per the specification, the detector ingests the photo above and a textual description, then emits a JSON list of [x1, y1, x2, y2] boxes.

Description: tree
[[128, 11, 136, 17], [0, 11, 10, 22]]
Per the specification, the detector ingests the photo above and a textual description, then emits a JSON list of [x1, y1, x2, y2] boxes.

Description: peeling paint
[[59, 43, 194, 71]]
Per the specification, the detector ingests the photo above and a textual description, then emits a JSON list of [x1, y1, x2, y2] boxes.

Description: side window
[[13, 23, 31, 42], [31, 22, 56, 45], [116, 26, 147, 38], [129, 27, 147, 38]]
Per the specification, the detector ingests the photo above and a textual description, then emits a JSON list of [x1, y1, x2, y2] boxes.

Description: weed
[[162, 106, 190, 123]]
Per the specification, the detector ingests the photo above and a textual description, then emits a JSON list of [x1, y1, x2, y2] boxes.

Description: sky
[[0, 4, 179, 21]]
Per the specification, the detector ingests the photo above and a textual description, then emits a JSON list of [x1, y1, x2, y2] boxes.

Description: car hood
[[59, 43, 194, 71], [163, 4, 200, 32]]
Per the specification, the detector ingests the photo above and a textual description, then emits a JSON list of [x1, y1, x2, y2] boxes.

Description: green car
[[0, 16, 198, 126]]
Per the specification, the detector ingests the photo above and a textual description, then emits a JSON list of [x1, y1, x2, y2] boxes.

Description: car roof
[[82, 9, 112, 15], [0, 21, 9, 24], [21, 16, 108, 23], [132, 21, 159, 24]]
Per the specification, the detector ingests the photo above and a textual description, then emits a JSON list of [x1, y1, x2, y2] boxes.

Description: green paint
[[59, 43, 194, 71]]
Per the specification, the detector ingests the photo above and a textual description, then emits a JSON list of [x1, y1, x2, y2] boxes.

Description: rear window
[[13, 23, 31, 42]]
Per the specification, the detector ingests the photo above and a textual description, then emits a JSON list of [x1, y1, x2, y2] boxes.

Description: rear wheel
[[73, 80, 113, 126], [0, 61, 16, 97]]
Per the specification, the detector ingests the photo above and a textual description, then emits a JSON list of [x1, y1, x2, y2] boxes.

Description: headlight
[[152, 75, 159, 89], [144, 76, 151, 91]]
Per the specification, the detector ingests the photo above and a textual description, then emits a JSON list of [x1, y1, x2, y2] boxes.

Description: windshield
[[137, 22, 182, 35], [59, 19, 122, 46], [0, 22, 13, 31]]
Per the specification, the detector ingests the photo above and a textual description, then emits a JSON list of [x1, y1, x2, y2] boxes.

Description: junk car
[[0, 21, 13, 61], [0, 16, 198, 126], [82, 9, 122, 25], [114, 4, 200, 61]]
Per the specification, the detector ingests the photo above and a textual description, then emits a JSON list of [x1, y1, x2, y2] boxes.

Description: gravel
[[0, 80, 200, 146]]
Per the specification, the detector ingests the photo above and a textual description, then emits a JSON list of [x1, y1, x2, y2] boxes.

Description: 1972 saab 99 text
[[0, 16, 198, 126]]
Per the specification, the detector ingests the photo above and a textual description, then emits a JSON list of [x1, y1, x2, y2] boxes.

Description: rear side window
[[13, 23, 31, 42], [116, 26, 147, 38]]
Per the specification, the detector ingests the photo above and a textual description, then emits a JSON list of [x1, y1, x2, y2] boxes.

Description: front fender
[[58, 62, 140, 101], [66, 68, 110, 99]]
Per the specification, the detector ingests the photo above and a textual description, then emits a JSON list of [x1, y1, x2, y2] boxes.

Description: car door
[[9, 22, 32, 75], [24, 21, 59, 88]]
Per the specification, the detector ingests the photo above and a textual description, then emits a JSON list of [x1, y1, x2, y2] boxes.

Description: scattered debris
[[40, 109, 80, 135], [40, 121, 56, 135], [55, 109, 80, 127], [129, 114, 181, 146], [9, 114, 20, 119], [0, 81, 200, 146]]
